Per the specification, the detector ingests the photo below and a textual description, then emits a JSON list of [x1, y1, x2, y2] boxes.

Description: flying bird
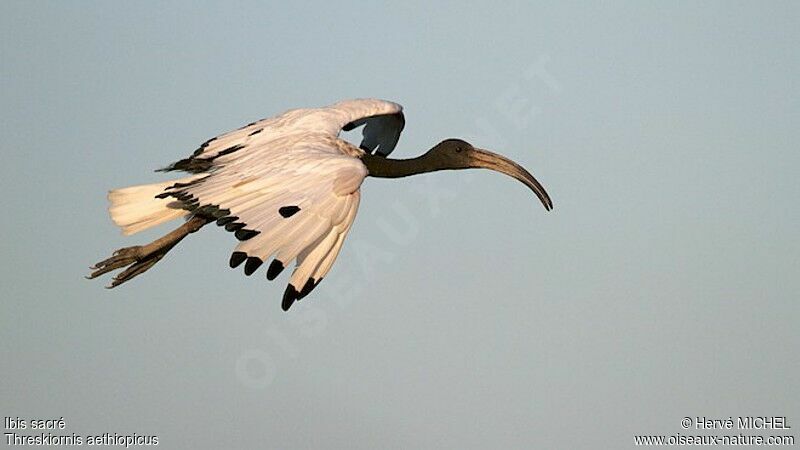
[[88, 99, 552, 310]]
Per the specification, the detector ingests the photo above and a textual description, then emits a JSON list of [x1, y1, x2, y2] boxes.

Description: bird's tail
[[108, 174, 206, 236]]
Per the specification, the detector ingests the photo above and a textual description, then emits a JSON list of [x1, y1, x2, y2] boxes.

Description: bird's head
[[426, 139, 553, 211]]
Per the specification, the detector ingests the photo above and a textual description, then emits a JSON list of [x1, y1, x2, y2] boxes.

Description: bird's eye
[[455, 147, 463, 153]]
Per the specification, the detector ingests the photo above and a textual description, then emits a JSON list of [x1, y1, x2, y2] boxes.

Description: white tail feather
[[108, 175, 206, 236]]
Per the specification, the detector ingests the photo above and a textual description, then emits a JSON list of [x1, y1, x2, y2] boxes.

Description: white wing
[[154, 99, 405, 309], [159, 99, 404, 172], [161, 132, 366, 310], [333, 99, 405, 156]]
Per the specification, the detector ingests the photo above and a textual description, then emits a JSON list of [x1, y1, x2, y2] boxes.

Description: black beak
[[470, 148, 553, 211]]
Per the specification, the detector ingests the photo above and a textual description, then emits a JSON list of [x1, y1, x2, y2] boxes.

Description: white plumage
[[92, 97, 552, 311], [104, 99, 405, 309]]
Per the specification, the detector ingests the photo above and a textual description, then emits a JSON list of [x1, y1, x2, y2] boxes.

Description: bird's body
[[89, 99, 552, 310]]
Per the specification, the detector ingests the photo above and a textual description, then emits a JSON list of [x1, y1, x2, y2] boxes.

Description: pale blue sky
[[2, 1, 798, 449]]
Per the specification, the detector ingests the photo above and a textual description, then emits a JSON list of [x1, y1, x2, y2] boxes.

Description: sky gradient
[[2, 1, 798, 448]]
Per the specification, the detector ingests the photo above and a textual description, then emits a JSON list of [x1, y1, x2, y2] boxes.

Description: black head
[[425, 138, 553, 211], [426, 138, 476, 167]]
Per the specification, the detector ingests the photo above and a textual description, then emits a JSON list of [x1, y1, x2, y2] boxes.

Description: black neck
[[360, 152, 441, 178]]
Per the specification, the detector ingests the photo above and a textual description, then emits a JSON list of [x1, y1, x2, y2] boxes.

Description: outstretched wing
[[162, 133, 365, 310], [159, 99, 404, 173], [338, 100, 405, 156]]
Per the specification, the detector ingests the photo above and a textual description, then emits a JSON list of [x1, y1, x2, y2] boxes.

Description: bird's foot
[[86, 244, 170, 288], [86, 216, 210, 288]]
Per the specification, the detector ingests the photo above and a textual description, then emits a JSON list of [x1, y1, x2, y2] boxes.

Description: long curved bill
[[470, 148, 553, 211]]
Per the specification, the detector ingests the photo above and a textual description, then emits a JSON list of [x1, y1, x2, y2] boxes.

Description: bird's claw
[[87, 246, 143, 277], [86, 245, 165, 288], [107, 254, 165, 288]]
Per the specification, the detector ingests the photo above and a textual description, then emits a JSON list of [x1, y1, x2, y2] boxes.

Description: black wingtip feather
[[235, 229, 260, 241], [297, 278, 318, 300], [225, 222, 245, 232], [216, 216, 238, 226], [266, 260, 284, 280], [229, 251, 247, 268], [278, 206, 300, 218], [282, 285, 299, 311], [244, 257, 263, 276]]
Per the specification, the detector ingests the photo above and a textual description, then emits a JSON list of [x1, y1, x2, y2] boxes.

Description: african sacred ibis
[[88, 99, 552, 310]]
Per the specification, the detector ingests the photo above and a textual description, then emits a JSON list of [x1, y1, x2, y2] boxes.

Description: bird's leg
[[87, 216, 212, 288]]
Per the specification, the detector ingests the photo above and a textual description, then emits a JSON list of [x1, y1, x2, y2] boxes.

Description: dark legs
[[87, 216, 211, 288]]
